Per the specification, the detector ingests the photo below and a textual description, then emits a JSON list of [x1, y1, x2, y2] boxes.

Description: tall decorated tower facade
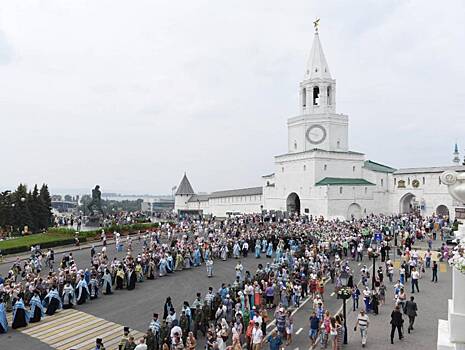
[[287, 22, 349, 154]]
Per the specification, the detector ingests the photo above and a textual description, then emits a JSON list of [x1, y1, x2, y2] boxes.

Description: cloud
[[0, 0, 464, 194]]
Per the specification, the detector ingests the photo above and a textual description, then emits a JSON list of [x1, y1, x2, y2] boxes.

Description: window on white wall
[[324, 164, 327, 171], [339, 187, 343, 194], [282, 167, 284, 173], [408, 178, 410, 185], [394, 178, 397, 186], [303, 165, 306, 171], [365, 187, 367, 194], [353, 166, 356, 172], [381, 179, 384, 187], [439, 177, 442, 185], [422, 177, 425, 185]]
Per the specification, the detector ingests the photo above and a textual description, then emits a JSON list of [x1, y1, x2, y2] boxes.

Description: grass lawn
[[0, 232, 77, 250]]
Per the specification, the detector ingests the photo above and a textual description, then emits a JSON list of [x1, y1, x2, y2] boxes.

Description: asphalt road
[[0, 239, 452, 350]]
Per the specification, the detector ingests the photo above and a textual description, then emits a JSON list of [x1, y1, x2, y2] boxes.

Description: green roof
[[363, 160, 396, 173], [315, 177, 376, 186]]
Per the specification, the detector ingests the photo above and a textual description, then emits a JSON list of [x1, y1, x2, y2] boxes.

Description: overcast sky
[[1, 0, 465, 195]]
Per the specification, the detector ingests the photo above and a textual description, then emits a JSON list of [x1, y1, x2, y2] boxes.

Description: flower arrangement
[[448, 243, 465, 274], [337, 286, 352, 299]]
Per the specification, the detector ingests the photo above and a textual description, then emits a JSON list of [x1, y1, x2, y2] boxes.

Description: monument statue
[[441, 171, 465, 239], [87, 185, 104, 216]]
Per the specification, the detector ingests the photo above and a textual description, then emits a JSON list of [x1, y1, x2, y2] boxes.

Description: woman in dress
[[285, 310, 294, 346]]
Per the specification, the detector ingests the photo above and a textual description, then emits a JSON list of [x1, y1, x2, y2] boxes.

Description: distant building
[[175, 29, 464, 219], [141, 197, 175, 214]]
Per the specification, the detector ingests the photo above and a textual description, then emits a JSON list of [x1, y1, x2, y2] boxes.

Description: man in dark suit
[[390, 305, 404, 344], [404, 296, 418, 333]]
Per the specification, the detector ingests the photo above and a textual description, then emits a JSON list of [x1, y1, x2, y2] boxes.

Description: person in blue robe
[[166, 254, 174, 273], [89, 275, 99, 299], [233, 242, 241, 259], [0, 300, 8, 333], [102, 269, 113, 295], [12, 298, 29, 329], [44, 287, 63, 314], [75, 278, 90, 305], [159, 257, 168, 276], [266, 242, 273, 258], [193, 248, 201, 267], [261, 239, 267, 253], [255, 241, 261, 258], [29, 291, 45, 323], [84, 269, 91, 284]]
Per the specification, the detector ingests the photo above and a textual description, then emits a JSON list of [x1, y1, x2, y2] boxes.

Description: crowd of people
[[0, 212, 455, 350]]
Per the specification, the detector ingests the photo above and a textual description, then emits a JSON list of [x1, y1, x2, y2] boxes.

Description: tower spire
[[453, 142, 460, 164], [305, 21, 332, 80]]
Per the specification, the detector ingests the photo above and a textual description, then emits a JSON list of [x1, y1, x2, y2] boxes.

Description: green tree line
[[0, 184, 53, 235]]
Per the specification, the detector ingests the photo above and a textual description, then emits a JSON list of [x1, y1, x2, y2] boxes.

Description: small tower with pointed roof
[[453, 142, 460, 164], [174, 173, 195, 212]]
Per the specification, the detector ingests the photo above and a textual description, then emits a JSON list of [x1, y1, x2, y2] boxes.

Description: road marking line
[[330, 292, 335, 296], [358, 263, 361, 266], [296, 327, 303, 335]]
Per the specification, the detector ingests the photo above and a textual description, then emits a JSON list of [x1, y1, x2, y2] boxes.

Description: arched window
[[337, 140, 341, 148], [313, 86, 320, 105], [302, 88, 307, 107], [327, 86, 332, 105]]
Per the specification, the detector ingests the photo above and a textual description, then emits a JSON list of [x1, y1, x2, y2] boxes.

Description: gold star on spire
[[313, 17, 320, 33]]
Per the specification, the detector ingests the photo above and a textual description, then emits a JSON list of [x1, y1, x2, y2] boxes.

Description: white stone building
[[175, 29, 465, 219]]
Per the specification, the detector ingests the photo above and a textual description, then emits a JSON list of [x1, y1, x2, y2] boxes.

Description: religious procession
[[0, 212, 456, 350]]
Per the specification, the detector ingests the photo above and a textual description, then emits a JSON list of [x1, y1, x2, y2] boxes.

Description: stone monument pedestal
[[438, 268, 465, 350], [85, 214, 103, 227]]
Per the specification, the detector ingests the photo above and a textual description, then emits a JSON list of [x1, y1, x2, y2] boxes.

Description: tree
[[11, 184, 33, 234], [29, 185, 42, 232], [39, 184, 53, 230]]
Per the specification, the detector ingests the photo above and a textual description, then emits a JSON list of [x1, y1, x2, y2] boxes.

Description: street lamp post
[[370, 242, 379, 290], [338, 270, 351, 345]]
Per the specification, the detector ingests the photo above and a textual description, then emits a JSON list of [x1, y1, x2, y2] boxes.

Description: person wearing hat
[[149, 313, 160, 345], [94, 337, 105, 350], [118, 326, 130, 350]]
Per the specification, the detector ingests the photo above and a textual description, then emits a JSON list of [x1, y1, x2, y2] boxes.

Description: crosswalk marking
[[296, 327, 303, 335], [8, 308, 144, 350]]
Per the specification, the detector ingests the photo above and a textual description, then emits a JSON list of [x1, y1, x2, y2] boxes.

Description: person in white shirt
[[252, 322, 263, 350], [411, 267, 420, 293], [134, 338, 148, 350]]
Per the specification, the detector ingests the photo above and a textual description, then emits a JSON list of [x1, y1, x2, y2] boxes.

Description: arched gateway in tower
[[286, 193, 301, 215]]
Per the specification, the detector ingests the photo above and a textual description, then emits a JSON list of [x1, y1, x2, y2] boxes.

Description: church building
[[175, 27, 465, 220]]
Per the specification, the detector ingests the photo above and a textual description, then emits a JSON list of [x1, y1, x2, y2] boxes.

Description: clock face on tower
[[306, 125, 327, 144]]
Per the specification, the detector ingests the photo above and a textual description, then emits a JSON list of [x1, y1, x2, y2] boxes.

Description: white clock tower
[[287, 27, 349, 153]]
